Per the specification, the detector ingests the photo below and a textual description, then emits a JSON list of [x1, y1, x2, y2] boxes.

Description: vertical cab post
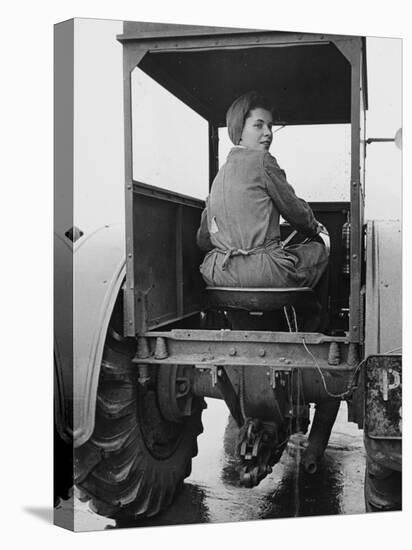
[[208, 122, 219, 189], [349, 42, 363, 344], [332, 36, 365, 343], [121, 45, 149, 336]]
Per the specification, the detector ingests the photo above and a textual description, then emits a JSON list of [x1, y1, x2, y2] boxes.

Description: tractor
[[54, 20, 402, 523]]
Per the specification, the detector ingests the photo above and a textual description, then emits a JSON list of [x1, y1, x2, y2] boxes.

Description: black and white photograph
[[53, 17, 402, 531], [2, 1, 408, 548]]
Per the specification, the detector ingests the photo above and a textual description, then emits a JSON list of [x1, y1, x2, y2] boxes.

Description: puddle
[[55, 401, 365, 530]]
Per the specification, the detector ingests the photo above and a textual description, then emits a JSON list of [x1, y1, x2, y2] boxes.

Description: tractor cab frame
[[118, 25, 367, 346], [116, 24, 371, 486]]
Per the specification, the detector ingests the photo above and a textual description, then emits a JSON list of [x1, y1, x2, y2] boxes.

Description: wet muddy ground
[[55, 400, 365, 531]]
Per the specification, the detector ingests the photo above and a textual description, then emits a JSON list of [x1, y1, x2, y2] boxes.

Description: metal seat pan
[[205, 286, 317, 311]]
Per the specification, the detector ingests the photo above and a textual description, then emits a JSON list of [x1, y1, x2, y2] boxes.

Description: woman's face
[[239, 107, 273, 151]]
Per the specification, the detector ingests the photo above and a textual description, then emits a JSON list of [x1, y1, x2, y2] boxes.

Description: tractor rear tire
[[75, 324, 204, 519], [364, 459, 402, 512]]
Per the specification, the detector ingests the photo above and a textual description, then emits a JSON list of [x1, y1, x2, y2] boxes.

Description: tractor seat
[[205, 286, 317, 312]]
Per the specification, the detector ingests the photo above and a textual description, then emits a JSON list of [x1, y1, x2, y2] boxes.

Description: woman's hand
[[316, 222, 330, 256]]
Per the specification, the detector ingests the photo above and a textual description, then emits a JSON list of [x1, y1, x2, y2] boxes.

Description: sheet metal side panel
[[182, 206, 206, 314], [132, 190, 204, 332], [365, 220, 402, 356]]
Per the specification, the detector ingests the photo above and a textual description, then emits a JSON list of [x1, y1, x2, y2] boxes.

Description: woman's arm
[[263, 153, 319, 238], [196, 202, 213, 251]]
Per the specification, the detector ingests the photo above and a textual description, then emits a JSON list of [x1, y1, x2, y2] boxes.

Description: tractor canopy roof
[[118, 21, 368, 126]]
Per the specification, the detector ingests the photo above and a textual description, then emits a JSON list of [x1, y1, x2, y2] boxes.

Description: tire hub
[[157, 365, 195, 423], [137, 382, 190, 459]]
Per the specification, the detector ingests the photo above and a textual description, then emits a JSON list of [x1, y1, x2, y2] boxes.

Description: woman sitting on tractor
[[197, 91, 328, 293]]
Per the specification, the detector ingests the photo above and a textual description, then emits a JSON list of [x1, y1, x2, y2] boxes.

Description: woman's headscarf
[[226, 91, 274, 145]]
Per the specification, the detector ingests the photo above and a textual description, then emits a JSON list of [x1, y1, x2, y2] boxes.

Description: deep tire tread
[[76, 333, 203, 519]]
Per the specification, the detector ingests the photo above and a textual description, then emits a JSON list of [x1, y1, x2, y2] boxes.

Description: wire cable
[[302, 337, 365, 398], [301, 337, 402, 399], [292, 305, 298, 333], [283, 305, 293, 332], [382, 347, 402, 355]]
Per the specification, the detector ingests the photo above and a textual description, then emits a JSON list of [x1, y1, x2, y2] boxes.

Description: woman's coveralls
[[197, 147, 328, 289]]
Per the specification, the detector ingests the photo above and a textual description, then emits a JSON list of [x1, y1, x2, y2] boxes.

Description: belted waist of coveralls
[[212, 238, 281, 271]]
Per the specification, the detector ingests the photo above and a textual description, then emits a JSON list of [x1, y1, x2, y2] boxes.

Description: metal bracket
[[210, 365, 218, 386], [267, 367, 291, 390], [196, 365, 243, 426]]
